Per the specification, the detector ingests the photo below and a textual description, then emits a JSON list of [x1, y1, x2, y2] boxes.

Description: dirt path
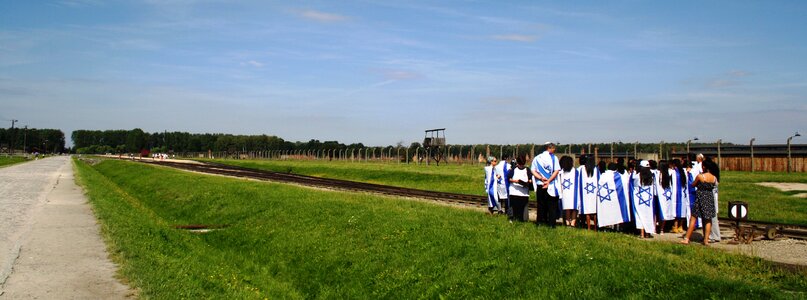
[[648, 224, 807, 267], [0, 156, 132, 298]]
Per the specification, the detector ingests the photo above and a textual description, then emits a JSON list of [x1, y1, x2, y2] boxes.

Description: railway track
[[134, 158, 807, 240]]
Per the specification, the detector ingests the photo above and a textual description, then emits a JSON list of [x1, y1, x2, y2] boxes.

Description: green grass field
[[76, 158, 806, 299], [201, 159, 484, 195], [720, 171, 807, 225], [205, 159, 807, 225], [0, 156, 28, 168]]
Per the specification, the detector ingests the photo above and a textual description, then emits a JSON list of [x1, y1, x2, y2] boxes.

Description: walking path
[[0, 156, 132, 298]]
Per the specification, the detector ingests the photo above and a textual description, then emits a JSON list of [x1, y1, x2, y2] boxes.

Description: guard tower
[[423, 128, 446, 165]]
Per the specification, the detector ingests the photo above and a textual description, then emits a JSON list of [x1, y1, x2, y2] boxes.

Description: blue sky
[[1, 1, 805, 147]]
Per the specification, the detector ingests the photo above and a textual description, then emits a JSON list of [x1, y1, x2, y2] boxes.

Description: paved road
[[0, 156, 131, 298]]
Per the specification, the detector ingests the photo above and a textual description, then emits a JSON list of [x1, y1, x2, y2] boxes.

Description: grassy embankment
[[207, 159, 807, 226], [76, 158, 806, 299], [720, 171, 807, 225], [0, 156, 28, 168], [202, 159, 484, 195]]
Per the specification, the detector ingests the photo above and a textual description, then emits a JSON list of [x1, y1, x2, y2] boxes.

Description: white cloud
[[376, 69, 421, 80], [728, 70, 750, 77], [492, 34, 539, 42], [241, 60, 264, 67], [57, 0, 103, 7], [297, 9, 349, 22]]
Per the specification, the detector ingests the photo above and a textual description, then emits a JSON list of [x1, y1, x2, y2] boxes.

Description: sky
[[1, 1, 806, 147]]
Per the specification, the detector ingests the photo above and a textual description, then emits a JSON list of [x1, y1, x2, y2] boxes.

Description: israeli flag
[[495, 161, 511, 200], [684, 171, 702, 229], [671, 168, 687, 219], [577, 165, 599, 215], [657, 169, 675, 221], [559, 169, 578, 210], [597, 170, 631, 227], [631, 176, 656, 234], [484, 166, 499, 209]]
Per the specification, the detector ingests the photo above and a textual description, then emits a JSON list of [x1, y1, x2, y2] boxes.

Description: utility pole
[[788, 132, 802, 173], [610, 142, 614, 162], [717, 139, 722, 169], [9, 119, 19, 155], [687, 137, 699, 155], [23, 125, 27, 155], [750, 138, 755, 173]]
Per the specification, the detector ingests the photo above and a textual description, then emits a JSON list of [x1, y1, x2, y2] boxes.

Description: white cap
[[639, 160, 650, 168]]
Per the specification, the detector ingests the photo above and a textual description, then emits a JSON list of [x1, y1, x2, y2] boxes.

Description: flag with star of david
[[577, 165, 599, 215], [656, 169, 676, 221], [597, 170, 630, 227], [559, 169, 578, 211], [631, 177, 656, 234]]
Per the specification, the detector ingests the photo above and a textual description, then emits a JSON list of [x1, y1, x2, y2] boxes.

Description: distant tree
[[126, 128, 147, 153]]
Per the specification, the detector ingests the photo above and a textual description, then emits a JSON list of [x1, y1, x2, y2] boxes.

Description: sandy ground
[[757, 182, 807, 192], [757, 182, 807, 198], [0, 156, 132, 298], [647, 224, 807, 267], [97, 154, 203, 165]]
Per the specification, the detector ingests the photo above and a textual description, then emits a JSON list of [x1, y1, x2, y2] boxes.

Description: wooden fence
[[718, 156, 806, 173]]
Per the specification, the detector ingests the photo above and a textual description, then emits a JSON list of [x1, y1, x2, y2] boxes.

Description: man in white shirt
[[531, 142, 561, 228]]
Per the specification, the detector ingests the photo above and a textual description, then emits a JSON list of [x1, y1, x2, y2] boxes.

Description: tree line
[[70, 128, 716, 160], [0, 128, 66, 153], [71, 129, 369, 155]]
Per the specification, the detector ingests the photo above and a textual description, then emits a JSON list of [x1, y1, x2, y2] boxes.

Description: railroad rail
[[132, 158, 807, 240]]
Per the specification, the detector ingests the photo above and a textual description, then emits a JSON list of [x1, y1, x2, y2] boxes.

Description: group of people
[[484, 143, 721, 245]]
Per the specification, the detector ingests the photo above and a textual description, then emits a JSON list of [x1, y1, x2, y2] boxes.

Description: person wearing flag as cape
[[670, 159, 689, 234], [558, 155, 578, 227], [494, 155, 511, 217], [577, 155, 599, 230], [597, 163, 631, 228], [656, 160, 676, 235], [632, 160, 657, 238], [531, 142, 561, 228], [484, 156, 503, 215]]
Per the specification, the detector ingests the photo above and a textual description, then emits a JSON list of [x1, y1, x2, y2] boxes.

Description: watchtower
[[423, 128, 446, 165]]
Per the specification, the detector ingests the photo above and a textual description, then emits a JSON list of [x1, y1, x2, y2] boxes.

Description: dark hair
[[585, 155, 596, 177], [544, 143, 556, 152], [658, 160, 671, 189], [607, 162, 618, 171], [598, 160, 607, 174], [579, 155, 588, 166], [639, 166, 653, 186], [560, 155, 573, 172], [703, 160, 720, 181], [649, 160, 657, 170], [617, 162, 626, 174], [516, 153, 526, 166], [705, 158, 720, 181], [672, 159, 686, 185]]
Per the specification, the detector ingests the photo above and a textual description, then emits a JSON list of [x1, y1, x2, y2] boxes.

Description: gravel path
[[0, 156, 132, 298], [756, 182, 807, 192]]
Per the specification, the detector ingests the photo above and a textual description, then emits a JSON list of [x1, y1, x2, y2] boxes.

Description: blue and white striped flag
[[597, 170, 631, 227]]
